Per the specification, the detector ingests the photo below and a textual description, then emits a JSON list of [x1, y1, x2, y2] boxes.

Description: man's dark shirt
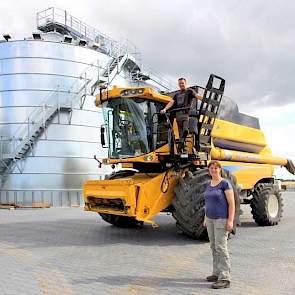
[[172, 88, 197, 112]]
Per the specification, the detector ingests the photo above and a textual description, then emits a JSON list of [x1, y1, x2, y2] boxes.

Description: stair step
[[59, 107, 72, 112], [20, 150, 28, 155], [102, 55, 127, 78], [1, 156, 13, 160]]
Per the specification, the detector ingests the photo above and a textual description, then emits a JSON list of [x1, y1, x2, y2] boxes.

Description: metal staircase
[[0, 55, 131, 188], [102, 54, 129, 85], [0, 63, 99, 188], [90, 54, 132, 95], [0, 105, 71, 186], [129, 65, 173, 91]]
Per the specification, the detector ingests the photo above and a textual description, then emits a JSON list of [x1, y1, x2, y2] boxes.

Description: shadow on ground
[[0, 213, 208, 248], [0, 207, 269, 249], [72, 275, 210, 290]]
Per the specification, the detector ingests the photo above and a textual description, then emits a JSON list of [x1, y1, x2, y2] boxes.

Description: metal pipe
[[211, 146, 288, 166]]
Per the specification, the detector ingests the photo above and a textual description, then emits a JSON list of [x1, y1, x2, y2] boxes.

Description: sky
[[0, 0, 294, 179]]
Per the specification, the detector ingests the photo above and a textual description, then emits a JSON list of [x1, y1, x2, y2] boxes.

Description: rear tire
[[250, 183, 283, 226], [172, 168, 240, 240]]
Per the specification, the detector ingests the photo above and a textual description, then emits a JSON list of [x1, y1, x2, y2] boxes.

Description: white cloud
[[249, 103, 295, 179]]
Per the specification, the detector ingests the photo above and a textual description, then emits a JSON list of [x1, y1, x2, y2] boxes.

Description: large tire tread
[[172, 168, 241, 240], [250, 183, 283, 226]]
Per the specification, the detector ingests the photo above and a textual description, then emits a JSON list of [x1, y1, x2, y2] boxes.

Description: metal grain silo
[[0, 7, 172, 206]]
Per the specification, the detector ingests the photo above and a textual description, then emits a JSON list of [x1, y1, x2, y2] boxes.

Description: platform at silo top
[[0, 192, 294, 295]]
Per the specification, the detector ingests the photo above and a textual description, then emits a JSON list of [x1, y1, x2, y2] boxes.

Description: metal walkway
[[36, 7, 174, 91]]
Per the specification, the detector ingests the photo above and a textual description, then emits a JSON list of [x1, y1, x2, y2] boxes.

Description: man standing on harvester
[[160, 77, 203, 154]]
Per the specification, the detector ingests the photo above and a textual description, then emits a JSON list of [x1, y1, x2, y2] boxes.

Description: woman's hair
[[208, 160, 222, 169]]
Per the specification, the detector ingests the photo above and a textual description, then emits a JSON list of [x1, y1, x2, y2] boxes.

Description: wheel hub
[[267, 194, 279, 218]]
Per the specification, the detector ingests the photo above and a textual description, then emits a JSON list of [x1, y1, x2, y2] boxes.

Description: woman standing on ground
[[203, 160, 235, 289]]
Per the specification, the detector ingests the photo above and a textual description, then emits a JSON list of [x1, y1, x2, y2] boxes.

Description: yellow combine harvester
[[83, 75, 295, 239]]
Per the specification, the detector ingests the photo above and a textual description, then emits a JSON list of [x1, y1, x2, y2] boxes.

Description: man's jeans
[[206, 217, 230, 281], [176, 112, 189, 142]]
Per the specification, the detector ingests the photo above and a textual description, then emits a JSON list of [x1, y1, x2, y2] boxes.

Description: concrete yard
[[0, 192, 294, 295]]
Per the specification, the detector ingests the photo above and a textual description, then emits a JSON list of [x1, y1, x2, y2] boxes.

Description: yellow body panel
[[96, 86, 171, 106], [84, 171, 178, 221], [220, 161, 274, 189], [213, 119, 266, 147], [83, 178, 138, 216], [84, 160, 274, 221]]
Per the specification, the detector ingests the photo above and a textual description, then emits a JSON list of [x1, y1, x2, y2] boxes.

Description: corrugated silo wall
[[0, 39, 116, 206]]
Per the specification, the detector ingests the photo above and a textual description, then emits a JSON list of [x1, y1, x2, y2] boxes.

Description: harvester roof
[[95, 86, 171, 106]]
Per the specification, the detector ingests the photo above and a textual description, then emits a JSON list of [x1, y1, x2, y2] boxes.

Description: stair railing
[[131, 64, 174, 91], [3, 61, 100, 169]]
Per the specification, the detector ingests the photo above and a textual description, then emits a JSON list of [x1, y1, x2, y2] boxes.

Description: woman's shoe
[[206, 275, 218, 282], [212, 280, 230, 289]]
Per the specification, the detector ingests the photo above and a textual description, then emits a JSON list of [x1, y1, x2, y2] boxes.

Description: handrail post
[[107, 61, 110, 86], [42, 103, 46, 129], [57, 85, 60, 123], [84, 72, 87, 98], [27, 118, 30, 140], [97, 59, 100, 86], [0, 136, 3, 160], [116, 53, 119, 74]]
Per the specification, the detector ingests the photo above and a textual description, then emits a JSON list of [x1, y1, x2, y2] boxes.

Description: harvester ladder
[[197, 74, 225, 152]]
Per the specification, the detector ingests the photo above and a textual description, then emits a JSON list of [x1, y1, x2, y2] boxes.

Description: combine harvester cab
[[83, 75, 295, 239]]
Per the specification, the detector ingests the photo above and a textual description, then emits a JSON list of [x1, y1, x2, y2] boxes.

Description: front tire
[[99, 213, 143, 228], [250, 183, 283, 226], [172, 168, 240, 240]]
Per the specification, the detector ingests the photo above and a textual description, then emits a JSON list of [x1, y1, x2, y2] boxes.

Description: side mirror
[[100, 125, 107, 148], [94, 155, 102, 168]]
